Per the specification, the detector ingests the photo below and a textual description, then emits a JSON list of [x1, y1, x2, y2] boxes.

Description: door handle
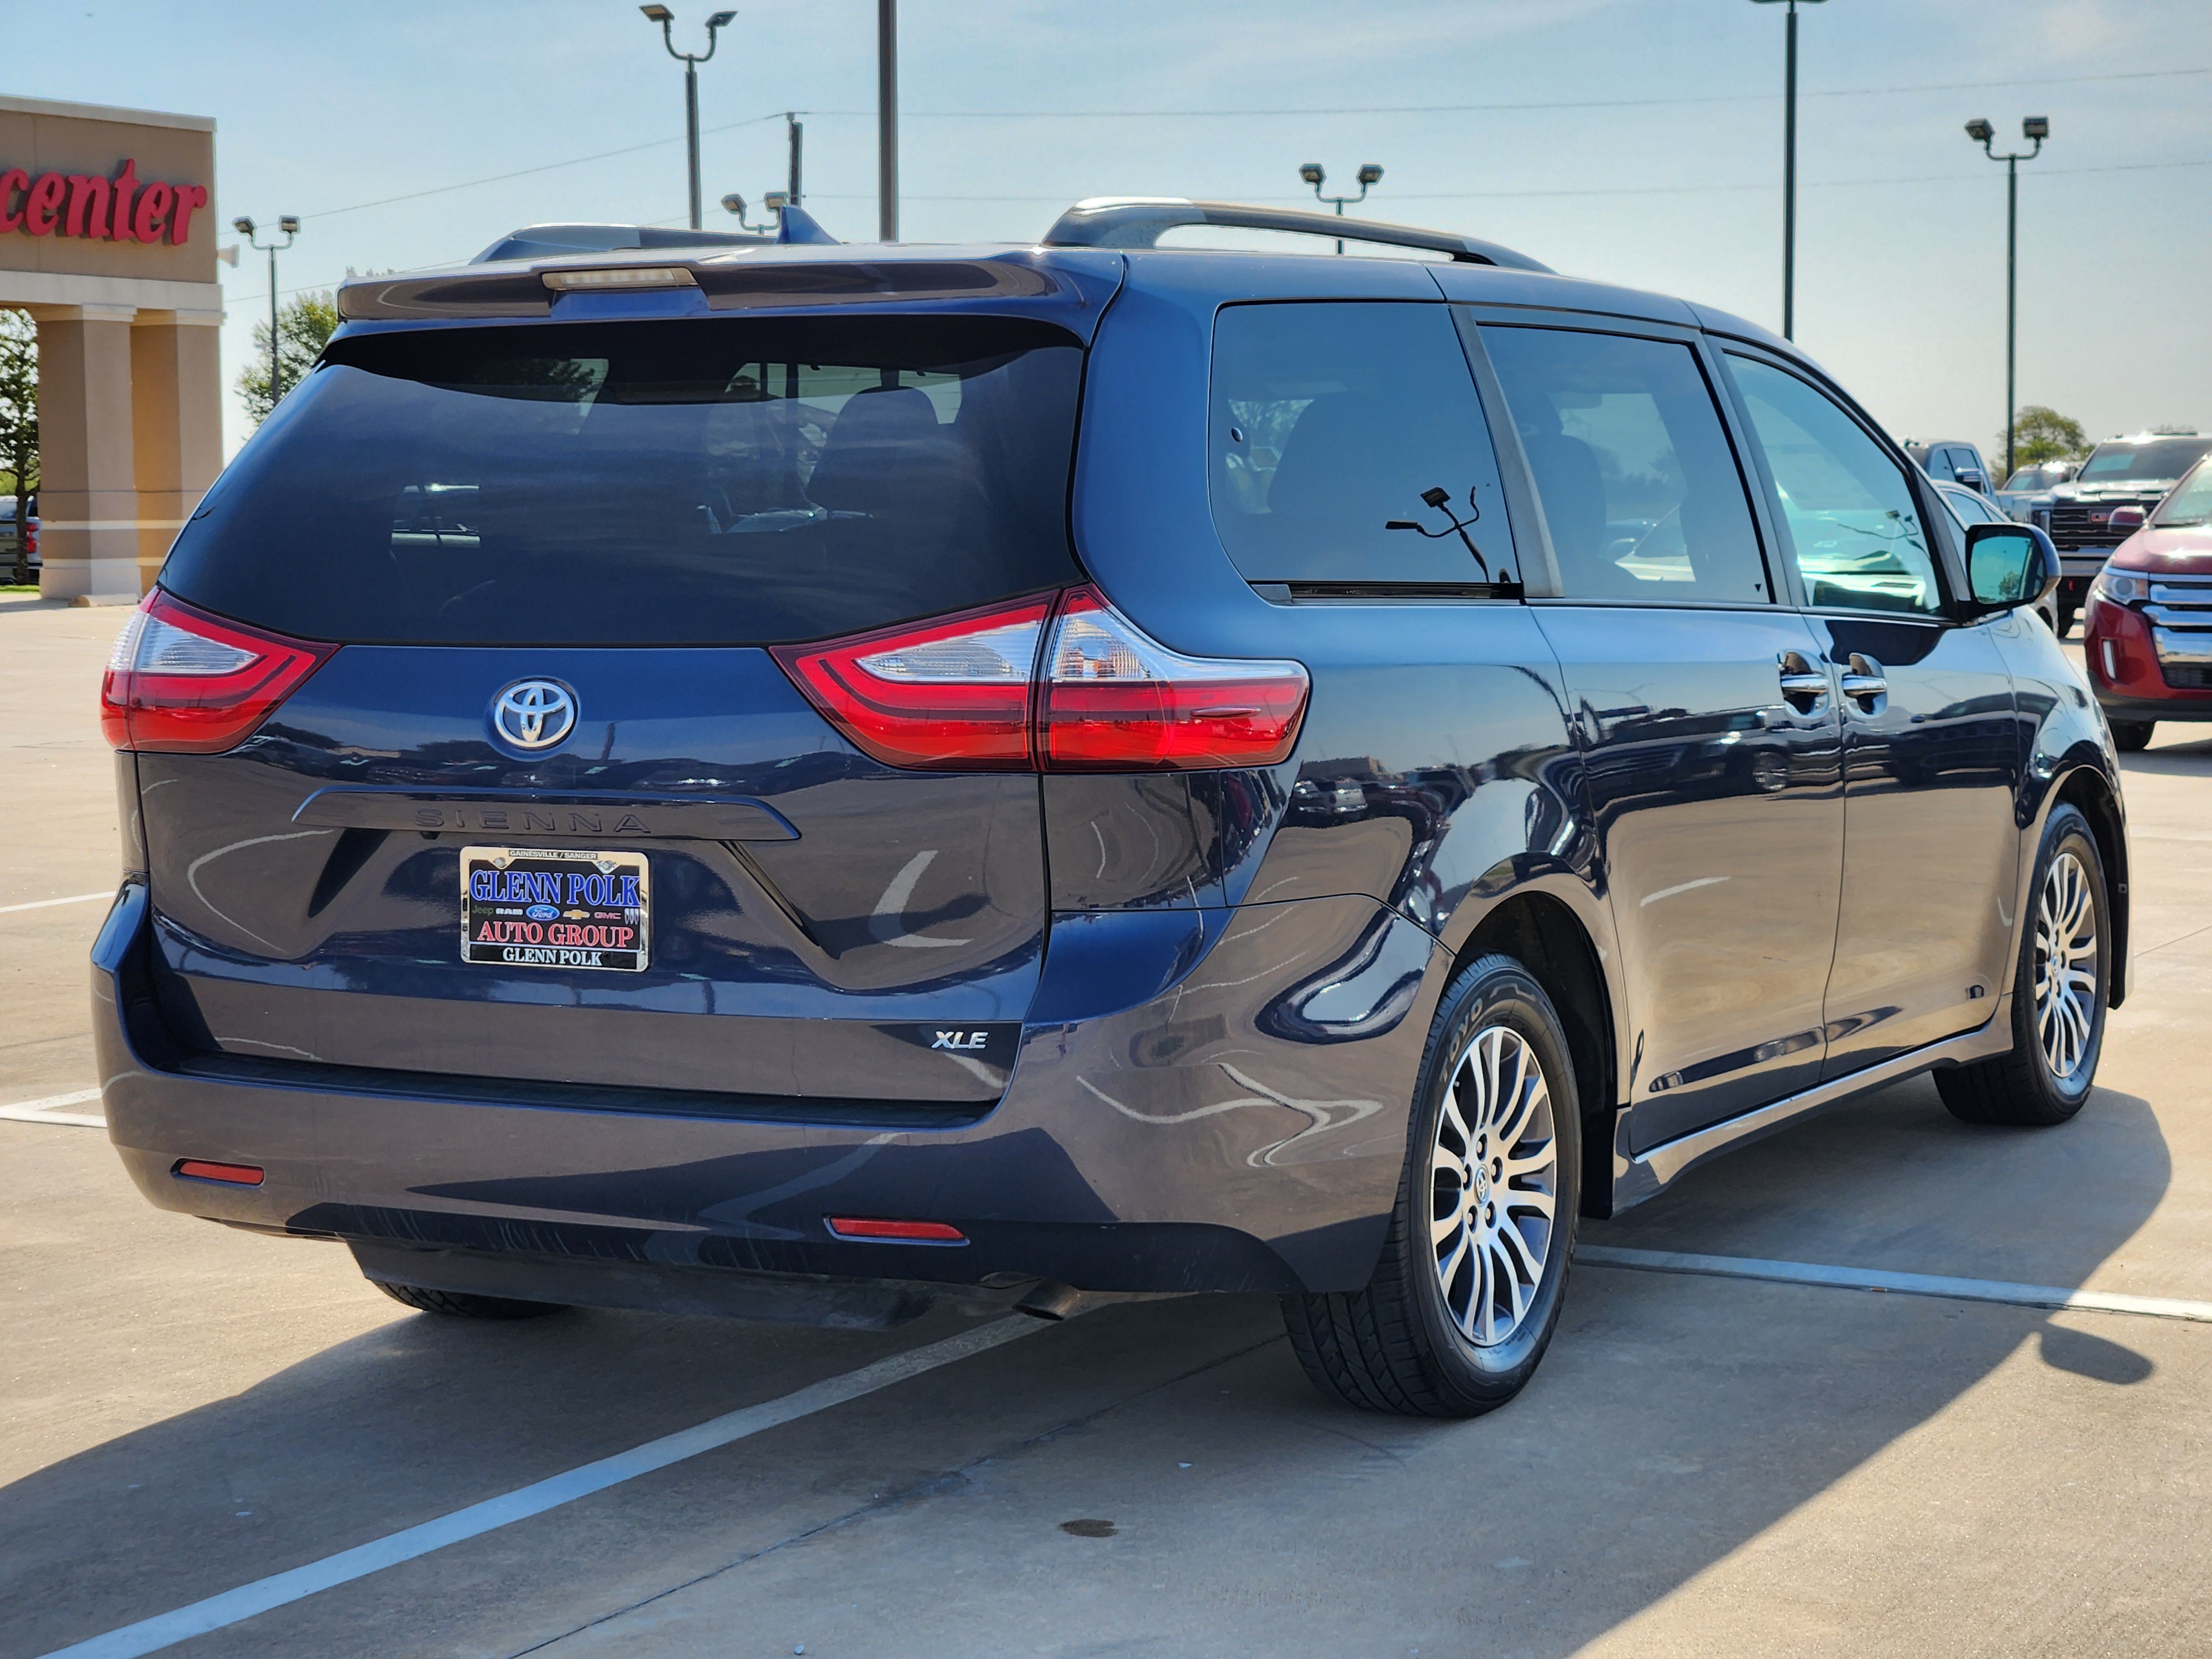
[[1840, 652, 1888, 713], [1777, 650, 1828, 711]]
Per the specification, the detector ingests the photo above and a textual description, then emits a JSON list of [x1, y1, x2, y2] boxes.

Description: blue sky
[[14, 0, 2210, 462]]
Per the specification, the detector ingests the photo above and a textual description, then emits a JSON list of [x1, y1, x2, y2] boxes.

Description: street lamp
[[233, 214, 300, 405], [721, 190, 790, 233], [1301, 161, 1384, 254], [1968, 114, 2049, 479], [639, 6, 737, 232], [1751, 0, 1825, 341]]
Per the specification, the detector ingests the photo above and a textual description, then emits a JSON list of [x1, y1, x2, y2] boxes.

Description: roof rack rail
[[1040, 197, 1551, 272]]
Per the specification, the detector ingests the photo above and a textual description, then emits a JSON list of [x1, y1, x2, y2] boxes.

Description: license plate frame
[[460, 846, 650, 973]]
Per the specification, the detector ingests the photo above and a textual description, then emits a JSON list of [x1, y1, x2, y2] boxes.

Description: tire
[[2055, 602, 2078, 638], [2109, 720, 2153, 753], [1283, 954, 1581, 1418], [369, 1279, 568, 1320], [1936, 804, 2109, 1128]]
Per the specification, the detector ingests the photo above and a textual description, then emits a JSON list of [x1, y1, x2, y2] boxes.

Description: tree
[[2006, 405, 2089, 468], [0, 310, 35, 585], [236, 291, 340, 425]]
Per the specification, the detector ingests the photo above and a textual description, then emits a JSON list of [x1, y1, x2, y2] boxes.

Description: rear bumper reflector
[[174, 1159, 265, 1186], [825, 1216, 967, 1244]]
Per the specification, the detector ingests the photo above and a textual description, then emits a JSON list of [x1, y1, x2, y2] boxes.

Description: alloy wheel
[[2033, 849, 2100, 1083], [1428, 1025, 1559, 1347]]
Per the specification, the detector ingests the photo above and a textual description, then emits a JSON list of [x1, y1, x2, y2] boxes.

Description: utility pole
[[640, 6, 736, 232], [232, 215, 299, 405], [1966, 115, 2049, 477], [878, 0, 899, 241], [1298, 163, 1384, 254], [1751, 0, 1824, 340], [721, 115, 807, 234]]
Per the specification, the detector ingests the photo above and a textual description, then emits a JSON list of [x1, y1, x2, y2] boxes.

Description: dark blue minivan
[[95, 199, 2125, 1416]]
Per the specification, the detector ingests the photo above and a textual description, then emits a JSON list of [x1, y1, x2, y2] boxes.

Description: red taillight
[[772, 595, 1050, 770], [825, 1216, 967, 1243], [174, 1159, 264, 1186], [773, 586, 1309, 773], [101, 589, 335, 754], [1039, 588, 1308, 770]]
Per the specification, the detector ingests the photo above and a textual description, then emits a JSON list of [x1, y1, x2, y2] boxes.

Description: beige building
[[0, 93, 221, 602]]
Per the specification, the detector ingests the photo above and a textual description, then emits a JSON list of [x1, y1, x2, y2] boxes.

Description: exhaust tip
[[1013, 1280, 1084, 1321]]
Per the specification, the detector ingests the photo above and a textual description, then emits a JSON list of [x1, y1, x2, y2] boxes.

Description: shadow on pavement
[[2116, 733, 2212, 776], [0, 1074, 2171, 1658]]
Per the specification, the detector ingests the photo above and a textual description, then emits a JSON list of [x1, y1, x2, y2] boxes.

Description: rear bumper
[[94, 882, 1447, 1309]]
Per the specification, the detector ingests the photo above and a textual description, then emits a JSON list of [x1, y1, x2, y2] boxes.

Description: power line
[[804, 65, 2212, 119], [239, 155, 2209, 305], [777, 155, 2212, 205], [289, 65, 2210, 226], [300, 111, 790, 223]]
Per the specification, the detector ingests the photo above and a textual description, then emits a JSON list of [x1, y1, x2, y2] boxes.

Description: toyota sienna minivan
[[95, 199, 2125, 1417]]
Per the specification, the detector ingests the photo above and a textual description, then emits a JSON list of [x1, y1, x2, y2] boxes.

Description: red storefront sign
[[0, 158, 207, 246]]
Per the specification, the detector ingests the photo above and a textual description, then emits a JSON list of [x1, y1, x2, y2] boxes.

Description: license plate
[[461, 847, 650, 972]]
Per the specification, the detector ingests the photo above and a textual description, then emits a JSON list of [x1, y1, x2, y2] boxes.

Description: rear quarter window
[[1207, 301, 1514, 586], [161, 314, 1085, 646]]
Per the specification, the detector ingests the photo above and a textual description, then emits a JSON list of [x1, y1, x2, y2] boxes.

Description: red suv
[[2084, 454, 2212, 748]]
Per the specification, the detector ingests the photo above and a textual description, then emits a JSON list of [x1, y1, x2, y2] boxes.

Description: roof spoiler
[[1039, 197, 1550, 272], [467, 208, 838, 265], [471, 223, 771, 264]]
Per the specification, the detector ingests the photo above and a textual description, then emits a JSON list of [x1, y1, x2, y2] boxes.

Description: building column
[[130, 311, 223, 591], [32, 304, 140, 602]]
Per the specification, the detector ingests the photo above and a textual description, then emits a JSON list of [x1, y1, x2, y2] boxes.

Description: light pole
[[1300, 162, 1383, 254], [232, 214, 299, 404], [1967, 115, 2048, 479], [639, 5, 736, 232], [722, 111, 805, 236], [878, 0, 898, 241], [1751, 0, 1824, 340], [720, 191, 791, 233]]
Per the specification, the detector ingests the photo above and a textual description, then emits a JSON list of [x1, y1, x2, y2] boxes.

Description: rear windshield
[[161, 315, 1085, 645], [2077, 439, 2212, 484]]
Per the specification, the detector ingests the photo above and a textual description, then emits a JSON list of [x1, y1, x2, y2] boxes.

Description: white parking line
[[1578, 1245, 2212, 1325], [36, 1314, 1043, 1659], [0, 891, 111, 915], [0, 1088, 106, 1128]]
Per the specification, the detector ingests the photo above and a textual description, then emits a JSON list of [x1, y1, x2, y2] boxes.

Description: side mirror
[[1964, 521, 2059, 617], [1954, 468, 1989, 493], [2109, 506, 2146, 532]]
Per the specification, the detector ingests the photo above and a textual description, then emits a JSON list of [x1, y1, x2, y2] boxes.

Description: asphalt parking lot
[[4, 591, 2208, 1659]]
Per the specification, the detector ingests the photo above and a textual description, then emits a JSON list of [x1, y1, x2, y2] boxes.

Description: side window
[[1480, 325, 1770, 603], [1208, 302, 1514, 586], [1925, 448, 1958, 482], [1727, 355, 1945, 617]]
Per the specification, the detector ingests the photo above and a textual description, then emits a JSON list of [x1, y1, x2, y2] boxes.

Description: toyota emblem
[[491, 679, 578, 750]]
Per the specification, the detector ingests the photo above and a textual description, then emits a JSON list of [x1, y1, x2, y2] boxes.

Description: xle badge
[[931, 1030, 991, 1051]]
